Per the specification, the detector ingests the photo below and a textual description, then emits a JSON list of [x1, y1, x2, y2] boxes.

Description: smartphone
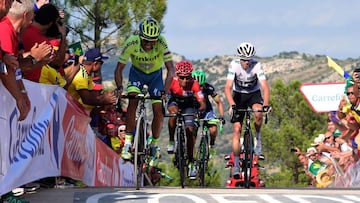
[[290, 148, 297, 152]]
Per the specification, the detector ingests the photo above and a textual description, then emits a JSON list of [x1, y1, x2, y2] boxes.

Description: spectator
[[0, 0, 33, 121], [66, 48, 116, 114], [21, 3, 67, 83]]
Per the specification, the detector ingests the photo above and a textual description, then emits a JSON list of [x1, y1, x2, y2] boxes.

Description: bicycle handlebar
[[232, 108, 269, 124]]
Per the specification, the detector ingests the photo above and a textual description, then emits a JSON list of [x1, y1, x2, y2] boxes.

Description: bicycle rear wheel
[[198, 135, 208, 187], [134, 117, 145, 190], [176, 126, 186, 188], [243, 130, 253, 189]]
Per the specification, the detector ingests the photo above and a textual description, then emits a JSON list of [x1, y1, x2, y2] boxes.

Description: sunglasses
[[240, 59, 251, 62], [119, 130, 125, 132], [178, 75, 192, 80], [324, 136, 332, 140], [347, 92, 354, 96]]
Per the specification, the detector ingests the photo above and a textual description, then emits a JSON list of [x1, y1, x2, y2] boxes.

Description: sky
[[162, 0, 360, 60]]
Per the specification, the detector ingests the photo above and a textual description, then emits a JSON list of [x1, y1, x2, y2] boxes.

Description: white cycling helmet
[[237, 42, 256, 59]]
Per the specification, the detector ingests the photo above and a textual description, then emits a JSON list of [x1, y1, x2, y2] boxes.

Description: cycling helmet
[[237, 42, 256, 59], [175, 60, 193, 75], [192, 70, 206, 85], [139, 16, 160, 41]]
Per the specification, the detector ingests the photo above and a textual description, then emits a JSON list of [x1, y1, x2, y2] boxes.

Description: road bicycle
[[231, 107, 268, 188], [165, 110, 195, 188], [195, 117, 223, 187], [121, 89, 164, 190]]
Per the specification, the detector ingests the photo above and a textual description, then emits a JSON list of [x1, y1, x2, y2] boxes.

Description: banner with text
[[300, 82, 345, 113], [0, 80, 133, 195]]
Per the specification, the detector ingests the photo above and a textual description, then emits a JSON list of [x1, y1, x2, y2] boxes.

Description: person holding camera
[[224, 42, 271, 178]]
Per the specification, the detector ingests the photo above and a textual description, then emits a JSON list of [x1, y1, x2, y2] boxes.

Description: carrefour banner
[[0, 80, 134, 195]]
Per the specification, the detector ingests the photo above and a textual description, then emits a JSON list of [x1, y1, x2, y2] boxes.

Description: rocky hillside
[[103, 51, 360, 88]]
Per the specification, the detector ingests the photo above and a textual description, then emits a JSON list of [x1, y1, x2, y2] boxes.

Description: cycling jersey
[[168, 76, 204, 102], [118, 35, 172, 74], [192, 83, 217, 112], [226, 59, 267, 93]]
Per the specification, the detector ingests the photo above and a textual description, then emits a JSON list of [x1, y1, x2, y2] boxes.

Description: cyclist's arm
[[198, 99, 206, 112], [114, 62, 126, 90], [259, 79, 270, 106], [164, 60, 175, 93], [213, 95, 224, 117], [224, 79, 235, 107]]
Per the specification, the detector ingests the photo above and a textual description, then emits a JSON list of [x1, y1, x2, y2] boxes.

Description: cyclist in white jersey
[[224, 42, 270, 178]]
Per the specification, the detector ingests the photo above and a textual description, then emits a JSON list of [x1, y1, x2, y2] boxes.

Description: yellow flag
[[326, 56, 350, 79]]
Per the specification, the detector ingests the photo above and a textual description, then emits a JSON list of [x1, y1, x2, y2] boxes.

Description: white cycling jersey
[[226, 59, 267, 93]]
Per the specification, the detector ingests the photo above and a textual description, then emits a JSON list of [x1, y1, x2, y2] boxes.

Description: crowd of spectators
[[295, 71, 360, 188], [0, 0, 127, 201]]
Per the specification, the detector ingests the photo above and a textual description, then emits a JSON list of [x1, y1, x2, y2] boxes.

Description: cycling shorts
[[232, 90, 263, 123], [167, 98, 196, 128], [127, 65, 164, 101]]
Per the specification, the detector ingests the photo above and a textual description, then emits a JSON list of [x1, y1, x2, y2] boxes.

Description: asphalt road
[[21, 187, 360, 203]]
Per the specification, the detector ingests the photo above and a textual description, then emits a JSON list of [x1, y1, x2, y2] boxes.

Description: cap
[[49, 39, 60, 51], [83, 48, 109, 62], [333, 129, 342, 138], [311, 134, 325, 146], [119, 125, 126, 131], [306, 147, 317, 157]]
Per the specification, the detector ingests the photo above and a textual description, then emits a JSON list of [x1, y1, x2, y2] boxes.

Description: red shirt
[[169, 76, 204, 102], [22, 23, 51, 82], [0, 17, 19, 56]]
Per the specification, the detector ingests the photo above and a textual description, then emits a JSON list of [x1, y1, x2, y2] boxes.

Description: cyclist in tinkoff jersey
[[224, 42, 271, 178], [114, 16, 175, 161], [167, 60, 206, 179], [192, 70, 225, 159]]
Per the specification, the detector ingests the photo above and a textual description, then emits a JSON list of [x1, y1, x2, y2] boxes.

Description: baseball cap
[[83, 48, 109, 62], [311, 134, 325, 146]]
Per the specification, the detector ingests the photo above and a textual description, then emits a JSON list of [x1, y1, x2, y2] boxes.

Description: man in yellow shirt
[[67, 48, 116, 114]]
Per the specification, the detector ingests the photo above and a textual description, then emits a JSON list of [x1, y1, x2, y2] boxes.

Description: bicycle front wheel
[[176, 126, 186, 188], [198, 135, 208, 187], [134, 117, 146, 190], [242, 130, 253, 189]]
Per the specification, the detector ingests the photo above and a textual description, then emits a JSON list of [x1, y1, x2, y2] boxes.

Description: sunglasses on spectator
[[119, 130, 125, 132], [324, 136, 332, 140], [347, 92, 355, 96]]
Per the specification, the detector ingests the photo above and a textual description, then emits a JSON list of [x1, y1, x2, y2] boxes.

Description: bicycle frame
[[165, 111, 194, 188], [122, 91, 163, 190], [233, 108, 268, 189], [196, 118, 222, 187]]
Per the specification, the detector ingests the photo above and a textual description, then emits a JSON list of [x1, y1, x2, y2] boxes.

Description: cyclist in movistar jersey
[[224, 42, 271, 178], [192, 70, 225, 159], [114, 16, 175, 161]]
